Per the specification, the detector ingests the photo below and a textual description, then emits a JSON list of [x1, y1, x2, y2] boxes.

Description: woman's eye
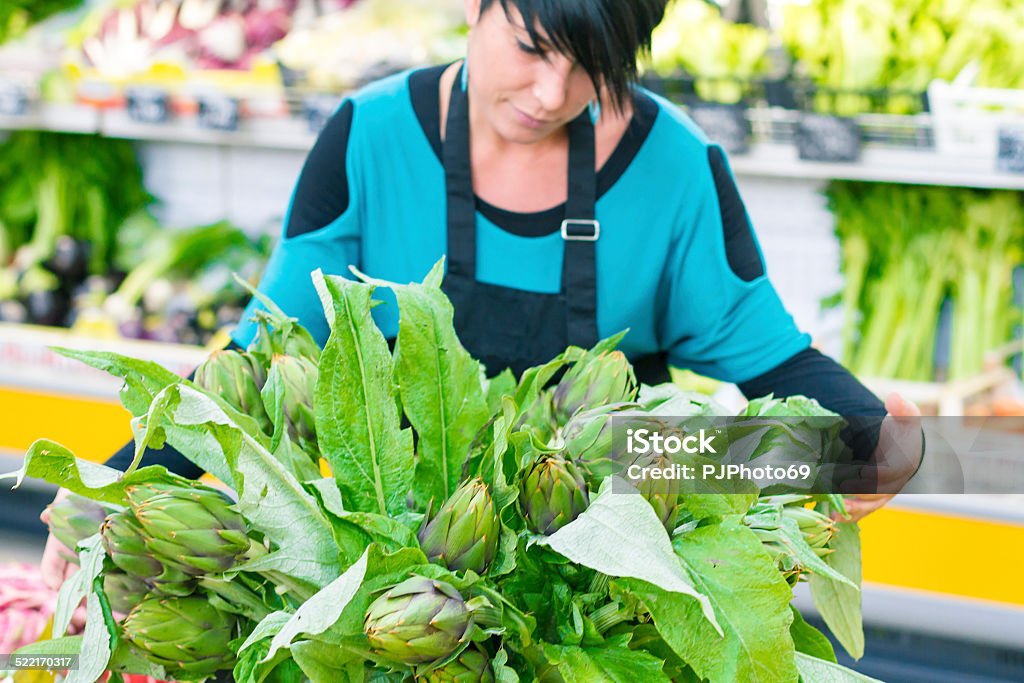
[[516, 40, 546, 57]]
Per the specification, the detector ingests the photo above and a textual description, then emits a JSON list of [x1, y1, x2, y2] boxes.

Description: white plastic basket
[[928, 75, 1024, 160]]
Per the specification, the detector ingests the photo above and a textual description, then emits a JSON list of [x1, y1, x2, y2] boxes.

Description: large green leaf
[[52, 348, 182, 416], [291, 640, 367, 683], [541, 639, 671, 683], [810, 522, 864, 659], [53, 535, 105, 638], [313, 272, 414, 516], [152, 383, 340, 588], [366, 261, 490, 507], [620, 519, 798, 683], [65, 592, 112, 683], [790, 606, 837, 663], [795, 653, 882, 682], [540, 478, 719, 633], [1, 440, 183, 506], [266, 548, 371, 661]]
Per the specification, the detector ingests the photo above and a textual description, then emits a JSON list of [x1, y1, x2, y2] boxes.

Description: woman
[[41, 0, 921, 587]]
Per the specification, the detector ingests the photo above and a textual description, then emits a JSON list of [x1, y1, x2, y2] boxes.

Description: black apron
[[439, 68, 670, 385]]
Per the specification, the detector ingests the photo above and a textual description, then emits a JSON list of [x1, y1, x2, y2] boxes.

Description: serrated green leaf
[[313, 273, 414, 516], [53, 535, 103, 638], [238, 611, 293, 655], [3, 440, 123, 505], [540, 478, 720, 633], [777, 517, 857, 589], [541, 641, 670, 683], [790, 606, 837, 664], [291, 640, 367, 683], [795, 653, 882, 682], [810, 522, 864, 660], [620, 519, 798, 683], [373, 263, 490, 507], [65, 592, 111, 683], [486, 370, 517, 415], [51, 348, 181, 416], [266, 548, 370, 661], [154, 383, 340, 588]]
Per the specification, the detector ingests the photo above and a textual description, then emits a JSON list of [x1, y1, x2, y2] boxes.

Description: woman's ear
[[464, 0, 483, 27]]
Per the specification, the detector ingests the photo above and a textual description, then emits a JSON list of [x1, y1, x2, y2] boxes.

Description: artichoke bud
[[149, 564, 197, 597], [123, 596, 237, 677], [194, 349, 273, 433], [134, 489, 249, 576], [552, 351, 637, 422], [631, 455, 681, 529], [46, 494, 113, 561], [265, 354, 319, 454], [101, 511, 163, 579], [421, 646, 494, 683], [519, 455, 590, 535], [364, 576, 473, 666], [418, 478, 499, 574], [103, 570, 150, 614], [282, 326, 321, 362], [562, 403, 653, 481]]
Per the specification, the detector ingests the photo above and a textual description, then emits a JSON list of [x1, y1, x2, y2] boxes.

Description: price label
[[125, 87, 171, 124], [197, 94, 240, 131], [0, 81, 28, 116], [997, 126, 1024, 175], [688, 103, 751, 155], [303, 95, 342, 134], [796, 114, 861, 163]]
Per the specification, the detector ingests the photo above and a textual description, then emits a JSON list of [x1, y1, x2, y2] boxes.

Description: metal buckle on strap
[[561, 219, 600, 242]]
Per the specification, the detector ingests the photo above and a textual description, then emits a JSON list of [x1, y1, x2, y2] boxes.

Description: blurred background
[[1, 0, 1023, 680]]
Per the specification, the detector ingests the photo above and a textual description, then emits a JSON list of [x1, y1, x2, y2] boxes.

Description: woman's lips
[[511, 105, 548, 129]]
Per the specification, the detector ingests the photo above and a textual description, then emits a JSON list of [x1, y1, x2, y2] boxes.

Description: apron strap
[[443, 63, 600, 349], [443, 66, 477, 280], [562, 113, 600, 349]]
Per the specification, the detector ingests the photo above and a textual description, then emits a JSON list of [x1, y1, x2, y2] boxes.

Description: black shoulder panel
[[285, 99, 355, 238], [708, 146, 764, 282]]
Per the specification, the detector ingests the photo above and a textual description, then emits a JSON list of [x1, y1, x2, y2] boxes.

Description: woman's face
[[463, 0, 599, 144]]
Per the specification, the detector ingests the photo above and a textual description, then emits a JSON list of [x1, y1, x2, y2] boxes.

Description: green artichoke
[[562, 403, 655, 481], [46, 494, 113, 562], [364, 576, 473, 666], [263, 354, 319, 456], [418, 478, 499, 574], [103, 570, 150, 614], [745, 503, 837, 586], [519, 456, 590, 535], [420, 646, 494, 683], [122, 596, 237, 677], [250, 315, 321, 364], [101, 510, 163, 579], [630, 454, 681, 529], [552, 351, 637, 423], [194, 349, 272, 433], [101, 510, 195, 595], [134, 487, 249, 576]]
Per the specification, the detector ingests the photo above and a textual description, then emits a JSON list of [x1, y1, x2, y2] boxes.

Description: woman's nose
[[531, 60, 573, 112]]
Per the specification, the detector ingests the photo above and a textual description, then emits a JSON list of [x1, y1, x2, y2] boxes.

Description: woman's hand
[[837, 393, 922, 523]]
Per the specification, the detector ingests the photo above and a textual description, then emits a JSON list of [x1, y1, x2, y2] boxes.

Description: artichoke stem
[[588, 572, 610, 595], [198, 576, 272, 621], [473, 605, 504, 630], [588, 602, 629, 634]]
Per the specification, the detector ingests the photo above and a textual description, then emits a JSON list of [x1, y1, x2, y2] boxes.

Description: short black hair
[[479, 0, 669, 112]]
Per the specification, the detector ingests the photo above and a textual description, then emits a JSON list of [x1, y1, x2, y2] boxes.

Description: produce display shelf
[[727, 142, 1024, 191], [0, 103, 100, 135], [3, 103, 1024, 190], [0, 322, 207, 398]]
